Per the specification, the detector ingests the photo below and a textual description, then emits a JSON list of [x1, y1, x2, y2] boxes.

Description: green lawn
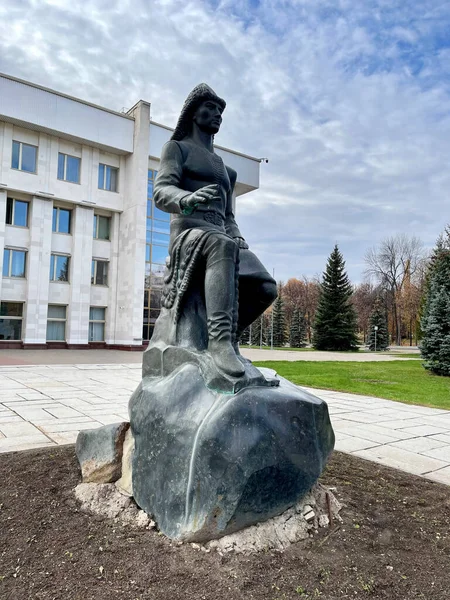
[[253, 359, 450, 410]]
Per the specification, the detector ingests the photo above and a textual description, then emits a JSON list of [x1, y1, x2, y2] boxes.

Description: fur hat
[[171, 83, 226, 141]]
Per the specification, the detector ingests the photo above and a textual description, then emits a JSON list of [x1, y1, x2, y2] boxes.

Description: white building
[[0, 73, 261, 349]]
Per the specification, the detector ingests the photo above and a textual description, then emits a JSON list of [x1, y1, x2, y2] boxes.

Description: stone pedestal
[[129, 366, 334, 542]]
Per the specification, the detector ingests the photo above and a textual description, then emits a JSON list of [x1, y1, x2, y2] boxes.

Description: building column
[[114, 100, 150, 346], [0, 189, 6, 300], [105, 211, 120, 344], [66, 205, 94, 346], [22, 196, 53, 346]]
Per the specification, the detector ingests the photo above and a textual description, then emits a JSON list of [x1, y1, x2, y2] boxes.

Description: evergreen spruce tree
[[239, 326, 250, 345], [272, 284, 286, 347], [289, 308, 307, 348], [420, 228, 450, 376], [313, 245, 358, 351], [250, 314, 263, 346], [367, 297, 389, 351]]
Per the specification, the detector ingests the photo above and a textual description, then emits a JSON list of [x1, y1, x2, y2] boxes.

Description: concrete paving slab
[[426, 466, 450, 486], [421, 446, 450, 462], [354, 445, 448, 476], [334, 437, 380, 452], [388, 437, 448, 454]]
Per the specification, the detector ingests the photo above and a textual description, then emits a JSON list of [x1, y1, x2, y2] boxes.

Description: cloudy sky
[[1, 0, 450, 283]]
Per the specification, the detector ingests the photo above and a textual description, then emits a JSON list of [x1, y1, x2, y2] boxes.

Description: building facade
[[0, 74, 260, 349]]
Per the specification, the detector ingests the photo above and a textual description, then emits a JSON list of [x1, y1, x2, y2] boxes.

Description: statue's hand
[[181, 184, 219, 213], [234, 237, 249, 250]]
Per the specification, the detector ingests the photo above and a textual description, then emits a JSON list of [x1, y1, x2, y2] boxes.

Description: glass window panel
[[105, 166, 118, 192], [14, 200, 28, 227], [152, 232, 170, 245], [6, 198, 13, 224], [57, 153, 65, 180], [11, 141, 20, 169], [55, 255, 69, 281], [98, 164, 105, 189], [153, 205, 170, 222], [95, 261, 108, 285], [3, 249, 10, 277], [0, 319, 22, 340], [91, 260, 95, 282], [49, 255, 54, 280], [48, 305, 66, 319], [93, 215, 97, 238], [147, 200, 152, 217], [0, 302, 23, 317], [66, 155, 80, 183], [146, 218, 152, 231], [143, 308, 149, 323], [89, 307, 105, 320], [21, 144, 37, 173], [110, 167, 118, 191], [52, 207, 57, 232], [144, 290, 149, 307], [145, 244, 151, 262], [97, 216, 110, 240], [150, 288, 162, 310], [142, 325, 149, 341], [147, 181, 153, 198], [89, 321, 105, 342], [148, 169, 154, 179], [11, 251, 26, 277], [57, 209, 71, 234], [152, 219, 170, 234], [149, 308, 160, 320], [46, 320, 65, 341], [150, 270, 165, 288], [151, 245, 168, 264], [146, 230, 151, 244]]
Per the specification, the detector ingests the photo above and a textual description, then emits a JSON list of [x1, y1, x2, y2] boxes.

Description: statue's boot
[[205, 257, 245, 378]]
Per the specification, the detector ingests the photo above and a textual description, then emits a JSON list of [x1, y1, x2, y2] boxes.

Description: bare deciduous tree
[[364, 234, 427, 346]]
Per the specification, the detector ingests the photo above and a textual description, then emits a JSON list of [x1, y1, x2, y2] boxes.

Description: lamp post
[[374, 325, 378, 353]]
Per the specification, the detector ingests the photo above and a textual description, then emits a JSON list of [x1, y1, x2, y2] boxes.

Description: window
[[58, 153, 81, 183], [98, 164, 118, 192], [89, 307, 106, 341], [11, 141, 37, 173], [0, 302, 23, 340], [93, 214, 111, 240], [52, 207, 72, 234], [6, 198, 29, 227], [50, 254, 70, 282], [91, 260, 108, 285], [46, 305, 66, 341], [2, 249, 26, 278]]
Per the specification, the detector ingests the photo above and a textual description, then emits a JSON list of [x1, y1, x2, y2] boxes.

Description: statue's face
[[193, 100, 223, 135]]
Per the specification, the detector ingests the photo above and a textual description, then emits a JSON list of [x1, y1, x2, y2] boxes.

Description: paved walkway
[[0, 347, 419, 366], [0, 360, 449, 487]]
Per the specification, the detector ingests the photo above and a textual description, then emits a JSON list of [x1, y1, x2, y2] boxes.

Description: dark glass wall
[[143, 169, 170, 341]]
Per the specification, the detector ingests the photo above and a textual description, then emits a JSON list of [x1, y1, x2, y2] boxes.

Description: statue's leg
[[237, 277, 278, 338], [203, 234, 245, 378]]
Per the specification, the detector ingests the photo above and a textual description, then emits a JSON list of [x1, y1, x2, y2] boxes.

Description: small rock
[[76, 423, 129, 484], [319, 515, 329, 527]]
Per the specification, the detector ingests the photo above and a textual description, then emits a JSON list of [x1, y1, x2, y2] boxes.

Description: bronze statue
[[153, 83, 276, 380]]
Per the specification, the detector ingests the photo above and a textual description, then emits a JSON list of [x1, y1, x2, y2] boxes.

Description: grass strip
[[253, 359, 450, 410]]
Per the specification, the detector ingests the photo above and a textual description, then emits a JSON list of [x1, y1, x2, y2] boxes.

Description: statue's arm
[[225, 168, 249, 249], [153, 141, 191, 214]]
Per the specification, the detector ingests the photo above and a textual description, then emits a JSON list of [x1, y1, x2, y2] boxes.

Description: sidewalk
[[0, 362, 449, 486]]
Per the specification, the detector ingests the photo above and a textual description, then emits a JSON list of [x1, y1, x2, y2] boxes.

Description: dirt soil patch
[[0, 446, 449, 600]]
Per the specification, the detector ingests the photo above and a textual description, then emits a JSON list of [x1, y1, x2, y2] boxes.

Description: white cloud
[[1, 0, 450, 282]]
